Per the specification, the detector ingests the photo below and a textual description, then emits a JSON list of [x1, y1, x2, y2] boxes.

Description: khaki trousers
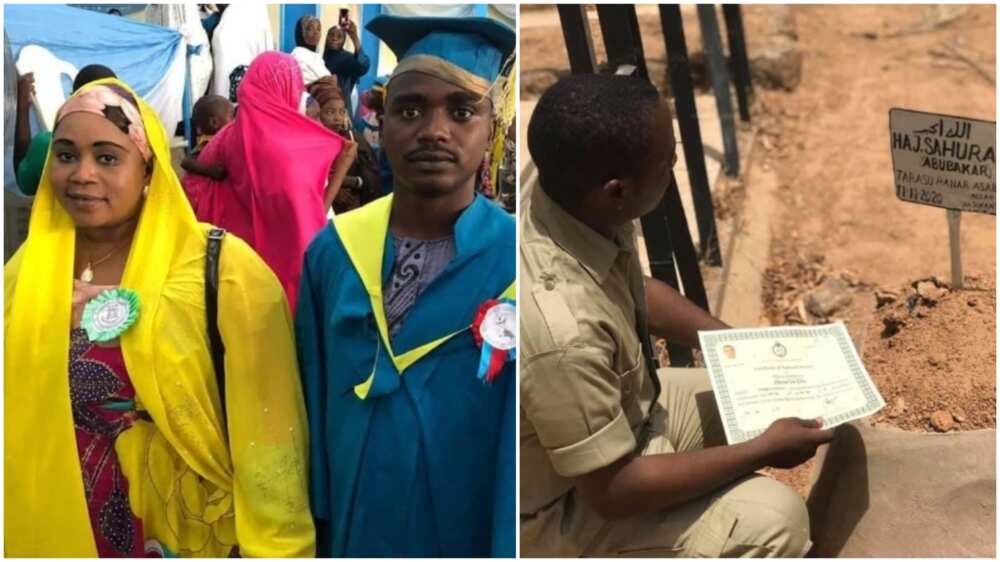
[[521, 368, 812, 558]]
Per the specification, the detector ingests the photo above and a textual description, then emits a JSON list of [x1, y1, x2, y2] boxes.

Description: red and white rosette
[[472, 298, 516, 384]]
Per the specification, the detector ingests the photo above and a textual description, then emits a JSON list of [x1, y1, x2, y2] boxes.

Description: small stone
[[927, 354, 944, 367], [893, 396, 907, 413], [929, 410, 954, 432], [916, 280, 947, 303], [805, 278, 853, 317], [875, 289, 899, 308], [953, 409, 967, 423], [968, 297, 978, 307]]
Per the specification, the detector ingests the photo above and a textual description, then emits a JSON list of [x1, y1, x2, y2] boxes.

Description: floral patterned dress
[[69, 327, 166, 557]]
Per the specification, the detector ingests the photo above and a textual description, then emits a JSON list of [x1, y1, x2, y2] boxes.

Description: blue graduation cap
[[366, 15, 515, 86]]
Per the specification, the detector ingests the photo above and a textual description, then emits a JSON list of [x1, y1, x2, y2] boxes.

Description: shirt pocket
[[685, 500, 740, 557], [616, 341, 645, 428]]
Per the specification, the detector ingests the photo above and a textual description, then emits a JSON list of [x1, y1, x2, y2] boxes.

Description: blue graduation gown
[[296, 194, 515, 557]]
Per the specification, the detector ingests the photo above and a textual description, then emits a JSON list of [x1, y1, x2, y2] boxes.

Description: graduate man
[[295, 14, 516, 558]]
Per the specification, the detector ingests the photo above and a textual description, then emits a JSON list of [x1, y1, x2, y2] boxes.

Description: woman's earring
[[142, 184, 150, 197]]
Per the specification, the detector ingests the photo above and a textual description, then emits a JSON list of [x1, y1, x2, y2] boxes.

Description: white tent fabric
[[14, 46, 79, 131], [489, 4, 516, 28], [6, 4, 188, 136], [210, 4, 274, 99], [14, 43, 186, 138], [145, 3, 213, 99], [141, 41, 188, 137]]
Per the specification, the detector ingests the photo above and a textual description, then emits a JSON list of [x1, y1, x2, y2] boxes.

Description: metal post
[[947, 209, 963, 289], [557, 5, 597, 75], [659, 4, 722, 266], [595, 4, 649, 79], [663, 171, 710, 313], [697, 4, 740, 177], [640, 180, 692, 367], [722, 4, 753, 122], [640, 171, 712, 367]]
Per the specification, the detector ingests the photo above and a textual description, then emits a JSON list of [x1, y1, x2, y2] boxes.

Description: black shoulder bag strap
[[205, 228, 228, 435]]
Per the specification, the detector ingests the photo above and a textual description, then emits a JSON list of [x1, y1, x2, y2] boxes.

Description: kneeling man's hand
[[755, 417, 836, 469]]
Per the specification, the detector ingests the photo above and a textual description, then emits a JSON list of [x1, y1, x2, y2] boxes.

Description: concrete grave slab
[[807, 422, 995, 557]]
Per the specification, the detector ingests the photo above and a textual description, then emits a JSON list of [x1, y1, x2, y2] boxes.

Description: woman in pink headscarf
[[187, 51, 352, 310]]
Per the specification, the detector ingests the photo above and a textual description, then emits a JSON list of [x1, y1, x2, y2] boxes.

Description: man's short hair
[[527, 73, 665, 206], [72, 64, 117, 92]]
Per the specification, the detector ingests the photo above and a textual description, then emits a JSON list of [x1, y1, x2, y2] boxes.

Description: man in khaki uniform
[[520, 74, 835, 557]]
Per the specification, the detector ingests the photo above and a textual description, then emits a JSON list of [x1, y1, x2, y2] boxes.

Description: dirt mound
[[862, 276, 996, 433], [760, 266, 996, 495]]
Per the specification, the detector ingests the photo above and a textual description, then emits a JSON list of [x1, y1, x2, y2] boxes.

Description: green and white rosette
[[81, 288, 141, 342]]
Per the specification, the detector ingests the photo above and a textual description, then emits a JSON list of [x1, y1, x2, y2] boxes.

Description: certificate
[[699, 322, 885, 444]]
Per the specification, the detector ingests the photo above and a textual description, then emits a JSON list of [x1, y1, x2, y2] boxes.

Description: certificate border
[[700, 322, 885, 443]]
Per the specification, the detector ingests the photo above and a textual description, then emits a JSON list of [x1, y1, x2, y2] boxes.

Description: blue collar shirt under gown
[[295, 194, 515, 557]]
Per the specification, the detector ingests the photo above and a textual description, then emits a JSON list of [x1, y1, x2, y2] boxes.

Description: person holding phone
[[322, 13, 370, 116]]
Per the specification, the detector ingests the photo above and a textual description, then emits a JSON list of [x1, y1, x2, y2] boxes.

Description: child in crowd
[[180, 95, 233, 181], [308, 77, 378, 212]]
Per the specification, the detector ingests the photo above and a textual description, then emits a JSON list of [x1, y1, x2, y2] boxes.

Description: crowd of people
[[5, 10, 516, 558]]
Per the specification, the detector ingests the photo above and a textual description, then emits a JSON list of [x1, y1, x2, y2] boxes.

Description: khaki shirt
[[520, 186, 659, 515]]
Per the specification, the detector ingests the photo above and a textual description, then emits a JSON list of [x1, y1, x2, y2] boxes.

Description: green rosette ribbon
[[81, 288, 141, 342]]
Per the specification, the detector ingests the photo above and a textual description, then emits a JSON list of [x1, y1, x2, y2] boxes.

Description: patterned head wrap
[[55, 84, 152, 162]]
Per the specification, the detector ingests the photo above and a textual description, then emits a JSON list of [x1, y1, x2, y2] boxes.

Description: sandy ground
[[756, 5, 995, 289], [756, 4, 996, 496]]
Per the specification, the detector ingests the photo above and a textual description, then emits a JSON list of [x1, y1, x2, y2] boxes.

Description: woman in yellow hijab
[[4, 79, 314, 557]]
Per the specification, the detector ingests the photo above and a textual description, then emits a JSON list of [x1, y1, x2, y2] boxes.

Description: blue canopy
[[5, 4, 180, 99]]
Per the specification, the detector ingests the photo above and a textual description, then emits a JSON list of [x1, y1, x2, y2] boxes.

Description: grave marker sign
[[889, 108, 995, 215], [889, 108, 996, 289]]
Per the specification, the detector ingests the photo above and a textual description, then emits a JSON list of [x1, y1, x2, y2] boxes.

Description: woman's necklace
[[78, 239, 131, 282]]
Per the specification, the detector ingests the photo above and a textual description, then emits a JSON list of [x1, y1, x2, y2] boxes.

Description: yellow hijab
[[5, 79, 314, 556]]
